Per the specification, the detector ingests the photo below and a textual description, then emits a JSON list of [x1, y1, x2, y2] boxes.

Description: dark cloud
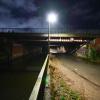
[[10, 7, 38, 19], [64, 0, 100, 29], [0, 0, 100, 29], [0, 0, 40, 28]]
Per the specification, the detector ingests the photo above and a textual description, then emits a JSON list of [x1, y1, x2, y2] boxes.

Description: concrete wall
[[12, 43, 23, 58], [92, 38, 100, 51]]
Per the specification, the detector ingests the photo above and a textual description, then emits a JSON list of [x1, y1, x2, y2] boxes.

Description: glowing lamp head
[[47, 12, 58, 23]]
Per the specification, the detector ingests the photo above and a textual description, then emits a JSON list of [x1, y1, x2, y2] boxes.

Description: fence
[[29, 55, 48, 100]]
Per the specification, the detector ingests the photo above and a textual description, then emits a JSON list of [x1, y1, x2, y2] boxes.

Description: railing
[[29, 55, 48, 100], [0, 28, 100, 34]]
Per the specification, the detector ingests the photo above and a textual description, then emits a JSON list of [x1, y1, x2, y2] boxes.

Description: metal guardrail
[[29, 55, 48, 100]]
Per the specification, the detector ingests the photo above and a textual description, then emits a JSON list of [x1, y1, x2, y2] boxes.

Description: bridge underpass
[[0, 30, 100, 100], [0, 31, 96, 57], [0, 31, 97, 71]]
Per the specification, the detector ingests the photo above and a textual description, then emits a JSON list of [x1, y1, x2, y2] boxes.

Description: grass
[[50, 65, 82, 100]]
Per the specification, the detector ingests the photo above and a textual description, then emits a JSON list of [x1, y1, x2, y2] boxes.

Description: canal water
[[0, 54, 46, 100]]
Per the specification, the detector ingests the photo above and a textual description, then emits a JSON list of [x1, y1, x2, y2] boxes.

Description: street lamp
[[47, 12, 58, 54]]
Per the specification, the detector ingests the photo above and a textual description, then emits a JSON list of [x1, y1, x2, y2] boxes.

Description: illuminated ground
[[49, 54, 100, 100]]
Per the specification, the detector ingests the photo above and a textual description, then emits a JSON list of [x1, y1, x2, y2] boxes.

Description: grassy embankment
[[50, 65, 83, 100]]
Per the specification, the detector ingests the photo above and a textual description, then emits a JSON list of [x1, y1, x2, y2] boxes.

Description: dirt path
[[49, 55, 100, 100]]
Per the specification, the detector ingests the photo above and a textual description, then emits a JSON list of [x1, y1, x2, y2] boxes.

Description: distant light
[[47, 12, 58, 23], [70, 38, 74, 41]]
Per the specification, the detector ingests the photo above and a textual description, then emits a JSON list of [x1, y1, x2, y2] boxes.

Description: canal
[[0, 54, 46, 100]]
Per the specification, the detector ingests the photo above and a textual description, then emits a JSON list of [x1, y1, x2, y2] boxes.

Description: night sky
[[0, 0, 100, 29]]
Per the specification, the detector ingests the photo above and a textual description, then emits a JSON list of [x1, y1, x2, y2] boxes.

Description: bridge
[[0, 28, 99, 55]]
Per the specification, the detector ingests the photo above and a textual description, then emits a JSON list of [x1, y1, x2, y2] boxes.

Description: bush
[[89, 47, 97, 61]]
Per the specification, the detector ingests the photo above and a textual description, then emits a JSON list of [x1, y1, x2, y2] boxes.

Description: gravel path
[[49, 55, 100, 100]]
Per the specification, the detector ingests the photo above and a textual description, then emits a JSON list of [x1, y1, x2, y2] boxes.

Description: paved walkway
[[50, 55, 100, 100], [58, 55, 100, 87]]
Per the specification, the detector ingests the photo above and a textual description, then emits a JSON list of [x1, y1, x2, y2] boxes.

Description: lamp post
[[47, 12, 58, 54]]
